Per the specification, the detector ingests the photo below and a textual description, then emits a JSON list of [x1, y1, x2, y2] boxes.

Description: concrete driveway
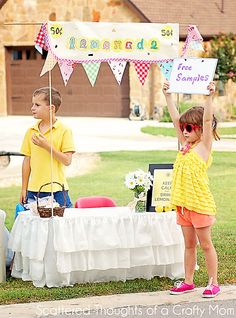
[[1, 116, 236, 153], [0, 116, 236, 187]]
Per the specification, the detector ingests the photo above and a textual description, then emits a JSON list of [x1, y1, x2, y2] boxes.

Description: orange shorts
[[176, 206, 215, 228]]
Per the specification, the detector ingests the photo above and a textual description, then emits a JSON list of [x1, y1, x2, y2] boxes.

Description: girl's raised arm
[[202, 82, 216, 150], [162, 81, 186, 145]]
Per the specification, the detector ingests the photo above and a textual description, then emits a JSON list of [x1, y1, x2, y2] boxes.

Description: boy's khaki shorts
[[176, 206, 215, 228]]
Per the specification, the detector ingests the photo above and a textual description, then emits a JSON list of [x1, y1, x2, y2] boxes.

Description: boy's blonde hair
[[179, 106, 220, 141], [33, 87, 62, 112]]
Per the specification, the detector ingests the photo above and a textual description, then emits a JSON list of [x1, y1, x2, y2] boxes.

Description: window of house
[[26, 49, 37, 60], [12, 50, 22, 60], [183, 94, 192, 101]]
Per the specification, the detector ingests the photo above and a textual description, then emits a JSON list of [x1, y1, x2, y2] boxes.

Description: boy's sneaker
[[202, 284, 221, 298], [170, 281, 195, 295]]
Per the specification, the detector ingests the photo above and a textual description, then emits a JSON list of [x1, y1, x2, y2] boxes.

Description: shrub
[[160, 102, 196, 122], [203, 33, 236, 83]]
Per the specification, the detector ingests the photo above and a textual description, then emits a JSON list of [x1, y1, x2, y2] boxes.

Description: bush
[[231, 105, 236, 119], [203, 33, 236, 83], [160, 102, 196, 122]]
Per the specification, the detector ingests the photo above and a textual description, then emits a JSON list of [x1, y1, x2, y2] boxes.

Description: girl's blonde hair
[[179, 106, 220, 141]]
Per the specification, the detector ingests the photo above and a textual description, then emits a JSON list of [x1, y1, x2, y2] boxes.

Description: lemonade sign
[[152, 169, 173, 212], [46, 21, 179, 62], [146, 164, 174, 212]]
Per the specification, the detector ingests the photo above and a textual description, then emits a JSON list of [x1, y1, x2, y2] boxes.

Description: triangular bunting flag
[[58, 61, 75, 86], [133, 62, 151, 86], [108, 61, 127, 85], [35, 44, 43, 55], [181, 25, 204, 57], [157, 61, 173, 81], [82, 62, 101, 86], [34, 23, 47, 53], [190, 40, 204, 51], [188, 25, 203, 42], [40, 51, 57, 76]]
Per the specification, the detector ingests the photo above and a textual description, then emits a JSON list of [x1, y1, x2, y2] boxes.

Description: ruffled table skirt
[[9, 207, 184, 288]]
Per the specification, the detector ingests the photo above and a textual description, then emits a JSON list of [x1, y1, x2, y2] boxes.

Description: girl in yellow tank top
[[163, 81, 221, 298], [171, 144, 216, 215]]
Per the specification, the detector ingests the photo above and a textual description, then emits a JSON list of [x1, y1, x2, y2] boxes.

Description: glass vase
[[134, 192, 146, 213]]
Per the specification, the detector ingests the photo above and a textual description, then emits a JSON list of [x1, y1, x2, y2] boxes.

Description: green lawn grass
[[141, 126, 236, 138], [0, 150, 236, 304]]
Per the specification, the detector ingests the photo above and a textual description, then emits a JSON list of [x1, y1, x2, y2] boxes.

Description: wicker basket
[[37, 182, 66, 218]]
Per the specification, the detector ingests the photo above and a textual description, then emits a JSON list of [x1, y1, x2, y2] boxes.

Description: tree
[[203, 33, 236, 83]]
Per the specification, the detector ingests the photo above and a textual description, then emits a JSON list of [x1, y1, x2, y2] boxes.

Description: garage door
[[6, 47, 130, 117]]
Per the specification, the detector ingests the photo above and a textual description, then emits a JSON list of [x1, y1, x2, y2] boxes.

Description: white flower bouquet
[[124, 169, 153, 212]]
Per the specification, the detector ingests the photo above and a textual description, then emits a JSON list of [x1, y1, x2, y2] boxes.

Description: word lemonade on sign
[[65, 26, 174, 53], [67, 36, 161, 53], [47, 22, 179, 61]]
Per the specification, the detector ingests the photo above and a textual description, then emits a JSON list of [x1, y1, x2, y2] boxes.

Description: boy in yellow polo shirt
[[20, 87, 75, 207]]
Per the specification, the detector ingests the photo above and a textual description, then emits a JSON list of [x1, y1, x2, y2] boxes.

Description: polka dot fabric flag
[[58, 61, 74, 86], [108, 61, 127, 85], [82, 62, 101, 87], [157, 61, 173, 81], [133, 62, 151, 86]]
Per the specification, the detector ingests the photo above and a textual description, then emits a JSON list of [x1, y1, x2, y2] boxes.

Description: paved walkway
[[0, 285, 235, 318]]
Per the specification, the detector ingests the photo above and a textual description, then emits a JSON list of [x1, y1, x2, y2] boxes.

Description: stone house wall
[[0, 0, 142, 116], [0, 0, 235, 120]]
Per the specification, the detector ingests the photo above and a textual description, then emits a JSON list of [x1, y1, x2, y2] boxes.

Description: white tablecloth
[[0, 210, 6, 282], [8, 207, 184, 287]]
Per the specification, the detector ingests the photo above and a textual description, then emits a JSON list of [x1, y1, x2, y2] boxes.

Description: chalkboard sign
[[146, 163, 173, 212]]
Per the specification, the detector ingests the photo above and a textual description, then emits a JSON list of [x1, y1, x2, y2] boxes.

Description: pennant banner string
[[35, 21, 206, 86]]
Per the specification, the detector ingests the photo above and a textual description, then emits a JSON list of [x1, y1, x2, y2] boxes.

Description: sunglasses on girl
[[179, 123, 202, 133]]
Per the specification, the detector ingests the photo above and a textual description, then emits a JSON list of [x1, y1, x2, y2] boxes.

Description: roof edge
[[0, 0, 8, 9], [126, 0, 150, 22]]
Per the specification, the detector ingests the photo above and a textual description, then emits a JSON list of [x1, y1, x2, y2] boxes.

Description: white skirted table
[[8, 207, 185, 288], [0, 210, 6, 282]]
